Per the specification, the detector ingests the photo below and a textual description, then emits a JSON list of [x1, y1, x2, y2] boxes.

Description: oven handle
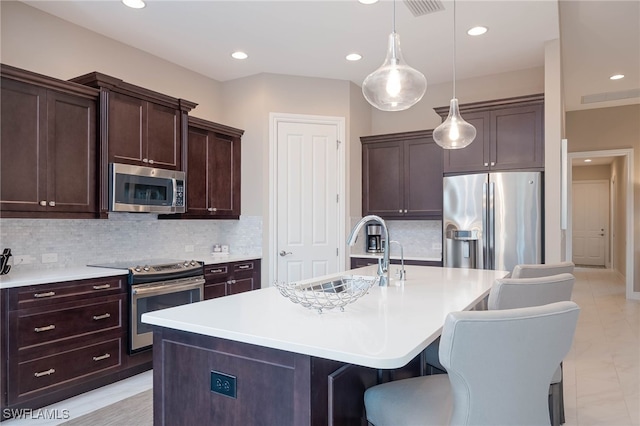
[[132, 278, 205, 297]]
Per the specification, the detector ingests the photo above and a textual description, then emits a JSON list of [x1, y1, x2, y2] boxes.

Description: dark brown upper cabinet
[[69, 72, 197, 215], [1, 64, 99, 218], [70, 72, 197, 170], [169, 116, 243, 219], [361, 130, 443, 219], [434, 94, 544, 174]]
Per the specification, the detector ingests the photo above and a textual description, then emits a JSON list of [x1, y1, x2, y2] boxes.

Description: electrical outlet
[[211, 371, 236, 398], [41, 253, 58, 263], [185, 245, 195, 253], [432, 242, 442, 250]]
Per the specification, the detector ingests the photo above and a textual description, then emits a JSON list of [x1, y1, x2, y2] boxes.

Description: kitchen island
[[142, 265, 507, 425]]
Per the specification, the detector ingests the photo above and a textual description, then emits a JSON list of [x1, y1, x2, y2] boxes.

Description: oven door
[[130, 277, 204, 352]]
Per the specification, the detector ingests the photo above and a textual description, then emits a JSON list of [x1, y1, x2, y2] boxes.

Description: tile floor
[[562, 267, 639, 426], [4, 267, 638, 425]]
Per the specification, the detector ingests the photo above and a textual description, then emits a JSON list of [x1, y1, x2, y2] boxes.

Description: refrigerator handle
[[488, 181, 495, 270], [483, 182, 489, 269]]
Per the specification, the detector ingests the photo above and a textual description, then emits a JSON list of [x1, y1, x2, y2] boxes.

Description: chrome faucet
[[347, 215, 390, 286], [390, 240, 406, 281]]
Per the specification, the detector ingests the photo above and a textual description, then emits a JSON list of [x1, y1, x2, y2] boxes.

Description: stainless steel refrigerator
[[443, 172, 543, 272]]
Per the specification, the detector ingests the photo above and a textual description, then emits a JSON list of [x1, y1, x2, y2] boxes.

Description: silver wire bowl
[[275, 275, 378, 313]]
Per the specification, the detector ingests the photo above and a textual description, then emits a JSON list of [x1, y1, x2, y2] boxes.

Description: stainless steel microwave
[[109, 163, 185, 213]]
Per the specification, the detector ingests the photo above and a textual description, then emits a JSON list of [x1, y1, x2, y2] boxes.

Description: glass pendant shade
[[362, 32, 427, 111], [433, 98, 477, 149]]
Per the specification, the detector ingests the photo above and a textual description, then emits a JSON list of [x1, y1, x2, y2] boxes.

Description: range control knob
[[183, 261, 190, 267], [134, 266, 142, 272], [190, 260, 197, 266], [143, 265, 150, 272]]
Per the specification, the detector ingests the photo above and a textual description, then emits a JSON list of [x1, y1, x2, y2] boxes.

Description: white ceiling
[[21, 0, 640, 112]]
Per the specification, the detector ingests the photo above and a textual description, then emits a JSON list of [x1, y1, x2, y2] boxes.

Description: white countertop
[[142, 265, 507, 369], [0, 255, 261, 289], [0, 267, 128, 289]]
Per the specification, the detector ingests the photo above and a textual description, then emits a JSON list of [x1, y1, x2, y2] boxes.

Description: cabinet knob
[[142, 158, 149, 163], [484, 163, 489, 167], [148, 159, 155, 165], [404, 209, 408, 213], [208, 207, 218, 212], [40, 201, 47, 207], [491, 162, 495, 166], [49, 201, 56, 207], [398, 209, 403, 213]]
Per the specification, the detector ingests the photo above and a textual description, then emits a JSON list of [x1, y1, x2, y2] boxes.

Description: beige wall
[[1, 1, 223, 121], [612, 157, 627, 276], [572, 165, 611, 181], [566, 104, 640, 292]]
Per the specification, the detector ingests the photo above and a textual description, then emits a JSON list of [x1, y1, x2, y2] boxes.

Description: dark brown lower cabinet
[[152, 327, 422, 426], [1, 276, 152, 418], [350, 257, 442, 269], [203, 259, 261, 300]]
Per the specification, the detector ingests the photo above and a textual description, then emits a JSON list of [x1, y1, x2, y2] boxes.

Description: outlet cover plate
[[211, 371, 236, 399]]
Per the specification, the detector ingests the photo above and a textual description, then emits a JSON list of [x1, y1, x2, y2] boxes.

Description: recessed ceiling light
[[610, 74, 624, 80], [122, 0, 145, 9], [584, 159, 592, 163], [346, 53, 362, 61], [358, 0, 379, 4], [231, 51, 248, 60], [467, 26, 488, 36]]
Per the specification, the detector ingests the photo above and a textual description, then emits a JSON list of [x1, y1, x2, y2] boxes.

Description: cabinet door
[[490, 104, 544, 170], [47, 90, 97, 213], [404, 138, 443, 218], [0, 79, 47, 212], [362, 141, 404, 217], [185, 127, 210, 215], [209, 134, 240, 217], [442, 111, 491, 174], [146, 102, 180, 169], [108, 92, 145, 165]]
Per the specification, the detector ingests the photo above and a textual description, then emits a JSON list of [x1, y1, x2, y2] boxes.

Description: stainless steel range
[[90, 259, 204, 352]]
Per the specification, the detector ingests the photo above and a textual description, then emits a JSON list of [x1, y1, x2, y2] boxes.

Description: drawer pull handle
[[34, 291, 55, 298], [34, 325, 56, 333], [237, 265, 251, 269], [34, 368, 55, 378], [93, 284, 111, 290], [93, 313, 111, 321], [93, 353, 111, 362], [210, 268, 224, 273]]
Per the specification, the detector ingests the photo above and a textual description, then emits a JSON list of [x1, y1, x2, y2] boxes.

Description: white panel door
[[572, 180, 609, 266], [276, 121, 339, 283]]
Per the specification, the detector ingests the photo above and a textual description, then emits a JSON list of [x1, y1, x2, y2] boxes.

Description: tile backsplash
[[0, 214, 262, 272], [348, 218, 442, 260]]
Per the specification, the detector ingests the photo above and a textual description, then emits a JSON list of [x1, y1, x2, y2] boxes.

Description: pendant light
[[433, 0, 476, 149], [362, 0, 427, 111]]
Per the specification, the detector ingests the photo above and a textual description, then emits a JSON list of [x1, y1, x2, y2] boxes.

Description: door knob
[[279, 250, 292, 257]]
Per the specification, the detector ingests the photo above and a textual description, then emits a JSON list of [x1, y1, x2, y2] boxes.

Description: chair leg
[[559, 364, 565, 424], [549, 382, 561, 426]]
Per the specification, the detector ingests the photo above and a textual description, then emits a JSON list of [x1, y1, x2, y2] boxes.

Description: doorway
[[566, 149, 635, 299], [269, 113, 346, 285], [572, 180, 609, 267]]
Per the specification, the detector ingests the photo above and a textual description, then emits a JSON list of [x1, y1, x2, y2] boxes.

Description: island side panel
[[152, 327, 315, 426]]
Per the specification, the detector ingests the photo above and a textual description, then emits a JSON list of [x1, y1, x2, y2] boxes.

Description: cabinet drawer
[[12, 276, 125, 309], [205, 265, 229, 279], [17, 298, 122, 348], [233, 262, 254, 273], [17, 338, 121, 396]]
